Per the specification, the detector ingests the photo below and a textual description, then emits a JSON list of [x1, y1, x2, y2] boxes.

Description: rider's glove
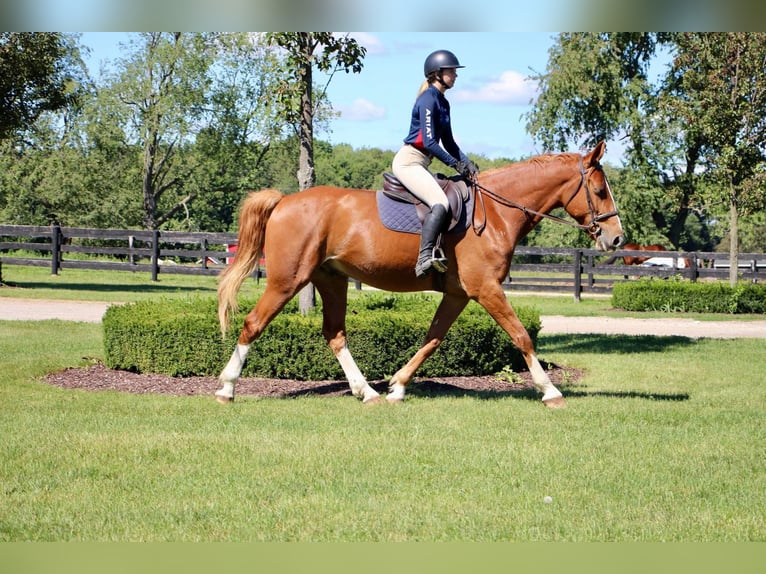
[[455, 159, 479, 179]]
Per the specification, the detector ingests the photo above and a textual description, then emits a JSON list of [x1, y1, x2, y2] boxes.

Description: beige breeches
[[391, 145, 449, 209]]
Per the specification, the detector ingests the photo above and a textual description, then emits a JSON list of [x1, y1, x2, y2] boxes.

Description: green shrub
[[103, 293, 541, 379], [612, 277, 766, 314]]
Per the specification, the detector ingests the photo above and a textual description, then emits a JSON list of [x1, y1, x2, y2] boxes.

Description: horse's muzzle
[[595, 232, 625, 252]]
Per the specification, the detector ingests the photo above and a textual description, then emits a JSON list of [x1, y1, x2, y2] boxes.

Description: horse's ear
[[585, 141, 606, 166]]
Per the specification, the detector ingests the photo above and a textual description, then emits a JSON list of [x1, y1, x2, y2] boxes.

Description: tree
[[0, 33, 86, 141], [91, 33, 286, 231], [266, 33, 366, 191], [100, 33, 214, 230], [667, 33, 766, 285], [315, 142, 393, 189], [265, 33, 366, 312], [525, 32, 766, 265], [524, 33, 703, 249]]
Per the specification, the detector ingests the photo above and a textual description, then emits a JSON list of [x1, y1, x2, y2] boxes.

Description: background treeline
[[1, 32, 764, 257]]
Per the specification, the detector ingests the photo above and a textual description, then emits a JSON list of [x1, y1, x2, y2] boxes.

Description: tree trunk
[[728, 181, 739, 287], [142, 132, 158, 230], [297, 34, 316, 314]]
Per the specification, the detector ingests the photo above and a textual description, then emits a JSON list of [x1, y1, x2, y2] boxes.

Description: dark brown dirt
[[43, 360, 582, 400]]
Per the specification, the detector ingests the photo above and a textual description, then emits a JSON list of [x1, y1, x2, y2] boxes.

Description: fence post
[[51, 224, 61, 275], [151, 230, 160, 281], [573, 249, 582, 302], [201, 238, 208, 270], [688, 253, 698, 282]]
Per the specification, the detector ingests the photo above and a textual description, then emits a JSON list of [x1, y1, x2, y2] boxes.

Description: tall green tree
[[265, 32, 366, 312], [91, 33, 286, 231], [666, 33, 766, 284], [524, 33, 701, 249], [265, 33, 366, 192], [0, 33, 95, 226], [103, 33, 215, 230], [0, 32, 86, 141], [525, 32, 766, 262]]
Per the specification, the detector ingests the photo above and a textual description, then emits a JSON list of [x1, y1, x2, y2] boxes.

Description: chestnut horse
[[217, 141, 624, 408], [621, 243, 668, 265]]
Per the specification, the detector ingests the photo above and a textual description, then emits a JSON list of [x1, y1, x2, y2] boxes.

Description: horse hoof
[[362, 395, 383, 405], [215, 395, 234, 404], [386, 396, 404, 404], [543, 396, 567, 409]]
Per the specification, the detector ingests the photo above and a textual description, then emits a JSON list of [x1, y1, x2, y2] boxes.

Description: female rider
[[391, 49, 479, 278]]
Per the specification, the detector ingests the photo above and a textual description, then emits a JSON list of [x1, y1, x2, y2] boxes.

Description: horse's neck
[[481, 162, 570, 215]]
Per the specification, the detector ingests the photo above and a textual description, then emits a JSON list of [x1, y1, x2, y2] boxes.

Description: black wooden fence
[[2, 224, 765, 300]]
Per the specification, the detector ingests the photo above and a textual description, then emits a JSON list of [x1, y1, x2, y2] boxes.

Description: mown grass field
[[1, 264, 765, 542]]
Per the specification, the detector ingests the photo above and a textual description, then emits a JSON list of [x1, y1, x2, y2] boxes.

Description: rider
[[392, 49, 479, 278]]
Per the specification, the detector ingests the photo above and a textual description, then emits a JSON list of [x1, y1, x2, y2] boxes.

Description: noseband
[[471, 155, 619, 236], [563, 157, 620, 237]]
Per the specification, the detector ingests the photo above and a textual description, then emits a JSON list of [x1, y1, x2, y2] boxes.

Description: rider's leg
[[392, 146, 450, 277]]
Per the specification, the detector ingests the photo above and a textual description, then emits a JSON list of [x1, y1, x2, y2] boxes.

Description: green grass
[[0, 263, 264, 303], [1, 316, 764, 541]]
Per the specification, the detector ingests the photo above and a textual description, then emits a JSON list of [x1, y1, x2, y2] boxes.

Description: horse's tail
[[218, 189, 283, 335]]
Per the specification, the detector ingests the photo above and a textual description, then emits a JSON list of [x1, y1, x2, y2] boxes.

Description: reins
[[469, 156, 618, 236]]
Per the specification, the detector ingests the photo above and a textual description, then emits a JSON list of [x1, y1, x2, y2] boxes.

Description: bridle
[[470, 156, 619, 237]]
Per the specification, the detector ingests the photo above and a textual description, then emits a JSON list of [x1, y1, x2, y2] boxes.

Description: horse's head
[[563, 141, 624, 251]]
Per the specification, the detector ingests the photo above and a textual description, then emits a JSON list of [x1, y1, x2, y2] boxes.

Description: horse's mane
[[480, 152, 578, 178]]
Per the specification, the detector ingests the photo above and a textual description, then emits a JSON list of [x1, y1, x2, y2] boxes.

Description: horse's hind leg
[[313, 271, 381, 404], [216, 286, 296, 403], [387, 293, 468, 402]]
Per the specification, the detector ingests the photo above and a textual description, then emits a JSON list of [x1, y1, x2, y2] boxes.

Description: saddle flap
[[382, 173, 417, 204]]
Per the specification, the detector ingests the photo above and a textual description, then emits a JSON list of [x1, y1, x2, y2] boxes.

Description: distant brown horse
[[622, 243, 668, 265], [217, 142, 624, 409]]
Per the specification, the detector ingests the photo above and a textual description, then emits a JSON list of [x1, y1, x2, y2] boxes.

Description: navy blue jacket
[[403, 84, 467, 168]]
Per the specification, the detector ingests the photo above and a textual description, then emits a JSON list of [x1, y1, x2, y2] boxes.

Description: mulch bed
[[43, 361, 582, 400]]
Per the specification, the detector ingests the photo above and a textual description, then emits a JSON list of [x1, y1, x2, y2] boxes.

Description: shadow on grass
[[281, 378, 690, 403], [403, 382, 689, 403], [539, 333, 696, 354]]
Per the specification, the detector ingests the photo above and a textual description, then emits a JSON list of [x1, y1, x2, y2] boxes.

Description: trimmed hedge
[[612, 277, 766, 314], [103, 293, 541, 379]]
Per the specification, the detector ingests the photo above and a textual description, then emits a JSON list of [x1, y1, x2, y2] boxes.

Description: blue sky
[[80, 32, 626, 164]]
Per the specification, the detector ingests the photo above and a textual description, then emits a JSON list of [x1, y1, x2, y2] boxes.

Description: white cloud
[[349, 32, 386, 55], [337, 99, 386, 121], [455, 71, 539, 105]]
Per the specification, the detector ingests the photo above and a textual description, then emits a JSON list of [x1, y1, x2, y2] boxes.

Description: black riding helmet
[[423, 50, 465, 77]]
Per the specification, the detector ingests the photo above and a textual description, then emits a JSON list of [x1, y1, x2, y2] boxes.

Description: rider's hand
[[456, 159, 479, 179]]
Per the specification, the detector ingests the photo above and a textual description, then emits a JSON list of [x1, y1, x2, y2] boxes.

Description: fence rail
[[2, 224, 765, 299]]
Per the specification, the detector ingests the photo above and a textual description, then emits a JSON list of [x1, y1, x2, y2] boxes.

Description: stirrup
[[415, 248, 447, 278], [430, 247, 447, 272]]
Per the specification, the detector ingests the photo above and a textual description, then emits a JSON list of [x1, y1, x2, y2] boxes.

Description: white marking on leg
[[336, 345, 379, 402], [387, 382, 406, 403], [216, 343, 250, 400], [528, 355, 563, 402]]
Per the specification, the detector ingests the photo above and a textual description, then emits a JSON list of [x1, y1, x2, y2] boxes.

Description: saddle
[[377, 172, 471, 234]]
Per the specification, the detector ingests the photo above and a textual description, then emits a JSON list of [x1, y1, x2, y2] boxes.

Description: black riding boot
[[415, 204, 449, 278]]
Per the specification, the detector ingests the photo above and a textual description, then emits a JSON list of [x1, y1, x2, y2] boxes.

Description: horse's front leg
[[387, 293, 468, 402], [477, 285, 566, 408]]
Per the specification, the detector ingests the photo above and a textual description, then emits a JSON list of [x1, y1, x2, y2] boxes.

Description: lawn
[[2, 264, 765, 543], [0, 316, 764, 541]]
